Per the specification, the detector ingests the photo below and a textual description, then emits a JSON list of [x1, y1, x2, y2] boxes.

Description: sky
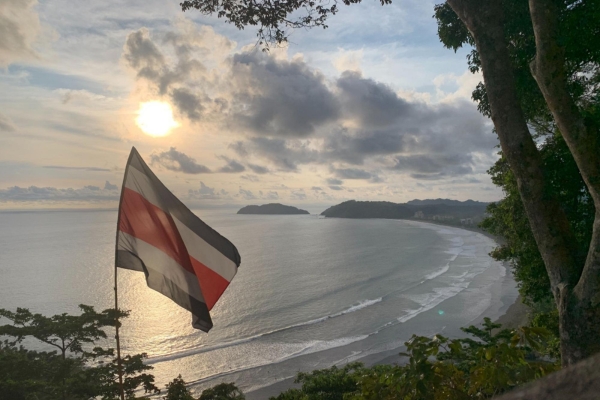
[[0, 0, 503, 211]]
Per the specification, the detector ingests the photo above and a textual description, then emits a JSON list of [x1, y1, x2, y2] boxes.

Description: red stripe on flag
[[190, 258, 230, 310], [119, 188, 195, 275]]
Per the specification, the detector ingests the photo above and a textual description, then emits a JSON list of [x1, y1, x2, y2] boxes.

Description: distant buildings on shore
[[412, 210, 475, 225]]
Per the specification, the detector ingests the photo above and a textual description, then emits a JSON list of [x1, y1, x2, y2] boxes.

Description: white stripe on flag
[[172, 217, 238, 282], [124, 165, 165, 209], [118, 232, 205, 303]]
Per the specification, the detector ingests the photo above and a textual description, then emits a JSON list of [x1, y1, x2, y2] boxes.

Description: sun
[[136, 101, 179, 137]]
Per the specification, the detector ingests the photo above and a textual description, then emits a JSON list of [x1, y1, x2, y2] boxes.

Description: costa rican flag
[[115, 147, 241, 332]]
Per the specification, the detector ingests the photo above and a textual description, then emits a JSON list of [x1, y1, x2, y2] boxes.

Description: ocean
[[0, 209, 517, 395]]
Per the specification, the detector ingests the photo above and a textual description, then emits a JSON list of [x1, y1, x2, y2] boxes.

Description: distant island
[[320, 199, 489, 226], [237, 203, 310, 215]]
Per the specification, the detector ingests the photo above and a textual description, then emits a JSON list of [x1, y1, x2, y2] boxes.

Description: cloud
[[329, 185, 343, 191], [0, 0, 41, 67], [122, 23, 235, 122], [228, 51, 340, 137], [188, 181, 222, 199], [247, 163, 269, 174], [326, 178, 343, 185], [238, 187, 256, 200], [337, 71, 412, 128], [238, 137, 319, 171], [290, 189, 307, 200], [0, 185, 119, 202], [43, 165, 112, 172], [217, 157, 245, 173], [330, 167, 373, 180], [104, 181, 118, 190], [122, 21, 496, 185], [241, 174, 259, 182], [390, 154, 474, 178], [226, 71, 494, 180], [0, 113, 16, 132], [150, 147, 211, 174], [311, 186, 323, 190], [171, 88, 204, 121]]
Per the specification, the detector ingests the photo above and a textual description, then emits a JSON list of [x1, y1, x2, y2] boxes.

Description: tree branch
[[528, 0, 600, 302], [446, 0, 580, 298]]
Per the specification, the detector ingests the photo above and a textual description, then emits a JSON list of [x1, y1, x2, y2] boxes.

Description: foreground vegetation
[[0, 303, 560, 400]]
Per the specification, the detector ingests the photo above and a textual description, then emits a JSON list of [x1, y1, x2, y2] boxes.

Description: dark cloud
[[122, 29, 166, 87], [322, 129, 410, 165], [244, 138, 319, 171], [336, 71, 412, 127], [311, 186, 322, 190], [330, 167, 373, 180], [150, 147, 211, 174], [43, 165, 111, 172], [229, 141, 248, 157], [0, 185, 119, 202], [171, 88, 203, 121], [247, 163, 269, 174], [390, 154, 474, 178], [329, 185, 344, 191], [217, 157, 245, 173], [326, 178, 343, 185], [230, 50, 340, 137]]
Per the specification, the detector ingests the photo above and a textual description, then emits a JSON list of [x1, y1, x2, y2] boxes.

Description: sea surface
[[0, 209, 517, 395]]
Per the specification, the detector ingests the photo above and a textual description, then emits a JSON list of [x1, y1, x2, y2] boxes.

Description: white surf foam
[[147, 298, 382, 364]]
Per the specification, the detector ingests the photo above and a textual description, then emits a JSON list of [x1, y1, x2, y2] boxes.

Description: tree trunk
[[528, 0, 600, 326], [446, 0, 587, 366]]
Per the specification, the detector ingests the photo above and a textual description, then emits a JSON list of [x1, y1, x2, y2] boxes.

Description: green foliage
[[274, 319, 558, 400], [480, 134, 594, 305], [163, 375, 195, 400], [270, 362, 366, 400], [181, 0, 392, 47], [434, 0, 600, 124], [0, 305, 159, 400], [199, 382, 245, 400], [366, 318, 558, 399]]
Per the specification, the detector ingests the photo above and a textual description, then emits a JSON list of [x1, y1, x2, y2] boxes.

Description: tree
[[180, 0, 600, 365], [199, 382, 245, 400], [0, 305, 159, 400], [270, 363, 365, 400], [163, 375, 195, 400]]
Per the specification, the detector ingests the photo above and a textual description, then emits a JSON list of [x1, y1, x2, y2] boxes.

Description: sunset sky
[[0, 0, 502, 211]]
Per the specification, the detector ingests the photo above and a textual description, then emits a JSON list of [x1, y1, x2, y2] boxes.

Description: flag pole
[[114, 267, 125, 400], [114, 148, 135, 400]]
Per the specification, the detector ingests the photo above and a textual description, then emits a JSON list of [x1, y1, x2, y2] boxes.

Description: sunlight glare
[[136, 101, 179, 137]]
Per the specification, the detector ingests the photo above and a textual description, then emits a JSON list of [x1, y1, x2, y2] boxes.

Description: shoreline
[[245, 220, 527, 400]]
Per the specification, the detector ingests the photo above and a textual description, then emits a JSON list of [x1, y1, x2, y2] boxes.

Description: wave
[[146, 298, 382, 365], [185, 334, 372, 388], [423, 265, 449, 280], [398, 283, 469, 323]]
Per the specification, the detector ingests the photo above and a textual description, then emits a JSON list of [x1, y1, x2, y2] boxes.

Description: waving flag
[[115, 147, 241, 332]]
